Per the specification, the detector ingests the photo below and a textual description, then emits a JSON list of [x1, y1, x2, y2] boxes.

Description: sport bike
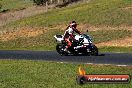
[[54, 33, 98, 56]]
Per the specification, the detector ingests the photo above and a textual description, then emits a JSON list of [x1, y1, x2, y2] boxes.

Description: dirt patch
[[0, 27, 46, 41], [78, 24, 132, 32], [50, 23, 132, 32], [96, 37, 132, 47], [122, 5, 132, 10]]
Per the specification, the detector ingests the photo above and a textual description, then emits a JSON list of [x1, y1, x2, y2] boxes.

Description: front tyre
[[90, 45, 98, 56]]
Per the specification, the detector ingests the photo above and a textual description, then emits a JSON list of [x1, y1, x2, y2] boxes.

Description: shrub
[[33, 0, 48, 5], [0, 3, 2, 9]]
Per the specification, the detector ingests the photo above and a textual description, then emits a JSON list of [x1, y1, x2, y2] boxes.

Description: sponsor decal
[[76, 66, 130, 84]]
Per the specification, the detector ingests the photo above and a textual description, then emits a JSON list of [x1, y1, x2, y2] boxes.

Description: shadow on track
[[59, 53, 105, 56]]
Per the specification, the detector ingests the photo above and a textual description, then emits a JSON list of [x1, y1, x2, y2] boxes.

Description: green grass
[[2, 0, 131, 29], [0, 0, 131, 52], [89, 29, 132, 43], [0, 0, 33, 11], [99, 46, 132, 53], [0, 29, 132, 52], [0, 60, 132, 88]]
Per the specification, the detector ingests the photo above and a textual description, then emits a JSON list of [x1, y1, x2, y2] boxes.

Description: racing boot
[[64, 46, 71, 53]]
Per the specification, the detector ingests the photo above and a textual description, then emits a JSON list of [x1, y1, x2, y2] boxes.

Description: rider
[[63, 21, 81, 51]]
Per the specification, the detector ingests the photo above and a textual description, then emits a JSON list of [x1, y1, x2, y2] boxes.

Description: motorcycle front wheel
[[90, 45, 98, 56]]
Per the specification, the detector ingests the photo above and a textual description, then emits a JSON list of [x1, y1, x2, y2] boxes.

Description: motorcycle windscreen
[[83, 38, 92, 45]]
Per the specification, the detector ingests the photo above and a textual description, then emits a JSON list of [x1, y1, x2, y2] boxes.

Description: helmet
[[69, 21, 77, 28]]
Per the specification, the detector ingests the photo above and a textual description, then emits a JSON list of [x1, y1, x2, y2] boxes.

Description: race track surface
[[0, 50, 132, 65]]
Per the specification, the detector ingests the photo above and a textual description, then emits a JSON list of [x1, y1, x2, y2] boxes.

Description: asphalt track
[[0, 50, 132, 65]]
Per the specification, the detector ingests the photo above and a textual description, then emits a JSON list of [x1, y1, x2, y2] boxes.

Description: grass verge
[[2, 0, 131, 29], [0, 29, 132, 52], [0, 60, 132, 88], [0, 0, 33, 11], [99, 46, 132, 53], [0, 0, 131, 52]]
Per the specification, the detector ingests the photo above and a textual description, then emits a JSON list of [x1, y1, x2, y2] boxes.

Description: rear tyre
[[56, 44, 68, 56]]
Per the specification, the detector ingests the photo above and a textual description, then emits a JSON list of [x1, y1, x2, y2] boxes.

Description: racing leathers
[[63, 26, 81, 49]]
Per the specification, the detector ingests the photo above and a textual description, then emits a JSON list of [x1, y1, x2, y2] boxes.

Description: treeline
[[33, 0, 81, 6]]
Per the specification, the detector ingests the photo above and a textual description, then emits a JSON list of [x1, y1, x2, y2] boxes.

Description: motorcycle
[[54, 33, 98, 56]]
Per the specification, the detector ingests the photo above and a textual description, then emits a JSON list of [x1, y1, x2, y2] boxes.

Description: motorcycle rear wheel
[[56, 44, 68, 56]]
